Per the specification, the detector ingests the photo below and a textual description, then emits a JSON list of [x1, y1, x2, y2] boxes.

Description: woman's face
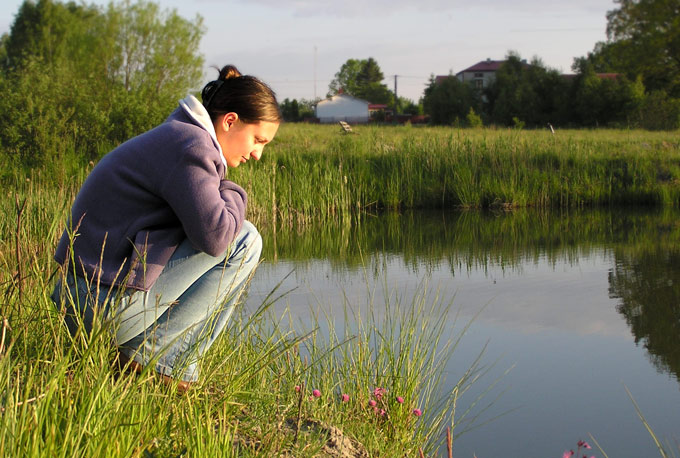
[[216, 113, 279, 168]]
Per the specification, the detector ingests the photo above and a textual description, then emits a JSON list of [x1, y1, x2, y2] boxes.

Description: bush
[[466, 108, 483, 128], [638, 91, 680, 131], [0, 0, 204, 166]]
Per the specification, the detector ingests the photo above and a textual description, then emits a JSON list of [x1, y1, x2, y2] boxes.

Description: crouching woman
[[51, 65, 280, 392]]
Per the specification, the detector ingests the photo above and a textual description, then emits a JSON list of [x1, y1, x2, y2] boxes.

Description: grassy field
[[1, 125, 679, 456], [226, 124, 680, 225]]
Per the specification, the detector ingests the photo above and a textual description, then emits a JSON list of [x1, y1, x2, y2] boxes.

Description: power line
[[383, 74, 429, 80]]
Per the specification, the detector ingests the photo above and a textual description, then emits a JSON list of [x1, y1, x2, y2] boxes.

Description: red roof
[[459, 60, 506, 73], [369, 104, 388, 109], [595, 73, 620, 80], [561, 73, 621, 80]]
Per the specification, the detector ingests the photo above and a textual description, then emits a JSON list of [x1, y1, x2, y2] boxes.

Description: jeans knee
[[239, 220, 262, 262]]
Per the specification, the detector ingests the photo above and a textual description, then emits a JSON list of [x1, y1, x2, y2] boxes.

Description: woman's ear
[[221, 112, 239, 132]]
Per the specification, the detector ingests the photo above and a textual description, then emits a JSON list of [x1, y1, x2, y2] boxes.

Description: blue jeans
[[51, 221, 262, 382]]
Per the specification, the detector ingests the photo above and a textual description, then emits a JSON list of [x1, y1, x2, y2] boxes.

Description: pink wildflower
[[341, 393, 350, 402], [396, 396, 404, 404], [294, 385, 301, 393], [312, 389, 321, 398], [373, 387, 386, 399], [562, 451, 573, 458], [368, 399, 377, 407], [412, 408, 422, 417], [380, 409, 386, 416]]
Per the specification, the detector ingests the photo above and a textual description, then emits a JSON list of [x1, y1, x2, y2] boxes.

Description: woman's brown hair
[[201, 65, 282, 124]]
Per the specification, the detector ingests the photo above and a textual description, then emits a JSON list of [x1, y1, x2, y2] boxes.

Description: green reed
[[226, 125, 680, 224]]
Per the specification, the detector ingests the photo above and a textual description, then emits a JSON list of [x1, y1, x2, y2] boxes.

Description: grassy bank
[[3, 125, 680, 227], [2, 125, 680, 456], [226, 125, 680, 224], [0, 175, 485, 456]]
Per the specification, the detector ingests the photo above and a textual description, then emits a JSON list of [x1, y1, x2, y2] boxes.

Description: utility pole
[[313, 46, 317, 101], [393, 74, 398, 124]]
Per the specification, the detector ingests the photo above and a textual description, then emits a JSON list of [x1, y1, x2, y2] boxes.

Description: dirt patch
[[233, 417, 369, 457], [283, 418, 369, 458]]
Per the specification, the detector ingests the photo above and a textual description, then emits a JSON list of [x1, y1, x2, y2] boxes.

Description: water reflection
[[249, 207, 680, 456], [257, 207, 680, 378], [262, 208, 679, 274], [610, 245, 680, 383]]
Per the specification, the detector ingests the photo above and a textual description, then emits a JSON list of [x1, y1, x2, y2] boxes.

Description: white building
[[315, 93, 370, 124]]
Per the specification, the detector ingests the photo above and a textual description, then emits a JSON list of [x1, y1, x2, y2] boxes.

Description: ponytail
[[201, 65, 281, 124]]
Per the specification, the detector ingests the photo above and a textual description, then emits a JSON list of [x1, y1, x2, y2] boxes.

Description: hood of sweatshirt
[[179, 95, 227, 168]]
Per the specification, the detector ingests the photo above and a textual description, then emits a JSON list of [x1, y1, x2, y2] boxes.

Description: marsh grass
[[226, 125, 680, 224], [0, 174, 492, 456], [2, 125, 680, 456]]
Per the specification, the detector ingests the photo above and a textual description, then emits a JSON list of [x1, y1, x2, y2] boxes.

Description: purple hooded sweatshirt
[[54, 97, 247, 291]]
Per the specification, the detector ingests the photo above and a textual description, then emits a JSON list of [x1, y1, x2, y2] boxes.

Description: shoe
[[116, 351, 192, 394]]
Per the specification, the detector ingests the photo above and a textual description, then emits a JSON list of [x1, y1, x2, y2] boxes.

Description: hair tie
[[202, 80, 224, 109]]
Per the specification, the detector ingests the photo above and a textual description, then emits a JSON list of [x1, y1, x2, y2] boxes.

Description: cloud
[[225, 0, 614, 18]]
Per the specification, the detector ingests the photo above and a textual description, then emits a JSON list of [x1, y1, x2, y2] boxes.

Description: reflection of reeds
[[260, 207, 680, 275]]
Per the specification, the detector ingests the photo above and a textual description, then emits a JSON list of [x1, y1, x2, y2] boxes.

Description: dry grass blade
[[624, 384, 669, 458]]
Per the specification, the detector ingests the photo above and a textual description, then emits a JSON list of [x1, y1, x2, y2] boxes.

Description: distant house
[[454, 59, 508, 89], [368, 103, 393, 119], [434, 58, 534, 91], [315, 93, 370, 124], [443, 59, 621, 89]]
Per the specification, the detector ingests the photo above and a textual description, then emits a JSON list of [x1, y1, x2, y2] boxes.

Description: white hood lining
[[179, 95, 226, 168]]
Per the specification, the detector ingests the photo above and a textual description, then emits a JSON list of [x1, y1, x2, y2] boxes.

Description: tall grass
[[0, 175, 488, 456], [4, 125, 679, 227], [2, 125, 680, 455], [226, 125, 680, 224]]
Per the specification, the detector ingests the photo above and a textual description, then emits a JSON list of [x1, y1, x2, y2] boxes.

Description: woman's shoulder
[[131, 109, 217, 157], [161, 108, 214, 145]]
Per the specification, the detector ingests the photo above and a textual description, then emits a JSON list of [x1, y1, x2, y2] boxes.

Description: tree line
[[0, 0, 676, 169], [287, 0, 677, 130], [422, 50, 676, 130], [0, 0, 204, 167]]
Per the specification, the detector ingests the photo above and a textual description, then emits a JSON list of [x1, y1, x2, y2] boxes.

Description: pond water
[[245, 208, 680, 457]]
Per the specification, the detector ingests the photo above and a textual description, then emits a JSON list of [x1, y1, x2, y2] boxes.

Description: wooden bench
[[338, 121, 355, 134]]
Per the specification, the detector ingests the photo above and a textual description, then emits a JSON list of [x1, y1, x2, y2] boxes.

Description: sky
[[0, 0, 617, 102]]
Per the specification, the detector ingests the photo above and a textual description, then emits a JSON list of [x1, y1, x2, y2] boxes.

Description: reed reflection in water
[[245, 208, 680, 457]]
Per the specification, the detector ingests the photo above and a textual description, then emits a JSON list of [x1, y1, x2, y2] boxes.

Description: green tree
[[422, 75, 479, 125], [485, 53, 568, 127], [279, 98, 316, 122], [0, 0, 204, 165], [280, 98, 300, 121], [580, 0, 680, 97], [569, 59, 645, 127], [465, 107, 483, 128], [637, 90, 680, 130], [399, 97, 422, 116], [356, 57, 383, 88], [327, 58, 363, 97], [328, 57, 393, 104]]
